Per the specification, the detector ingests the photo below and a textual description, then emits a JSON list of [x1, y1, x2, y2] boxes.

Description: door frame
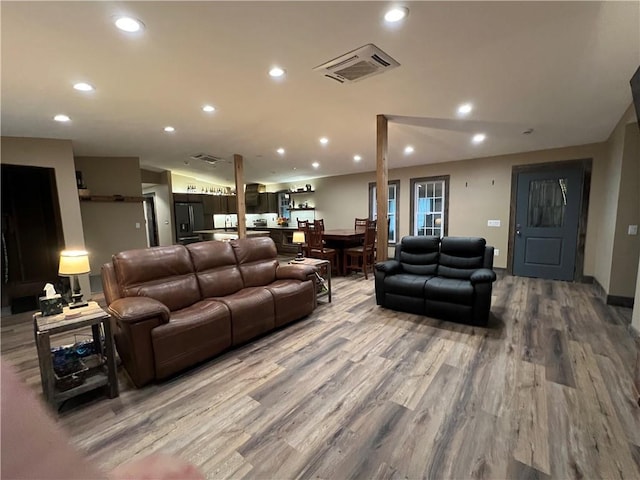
[[507, 158, 592, 282]]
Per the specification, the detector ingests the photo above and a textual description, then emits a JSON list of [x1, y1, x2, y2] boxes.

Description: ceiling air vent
[[190, 153, 224, 165], [313, 43, 400, 83]]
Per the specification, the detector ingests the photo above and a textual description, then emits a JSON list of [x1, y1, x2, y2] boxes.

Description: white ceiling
[[2, 1, 639, 186]]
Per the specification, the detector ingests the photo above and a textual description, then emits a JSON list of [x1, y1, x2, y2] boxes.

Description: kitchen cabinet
[[202, 195, 227, 215], [173, 193, 203, 203], [246, 192, 278, 214]]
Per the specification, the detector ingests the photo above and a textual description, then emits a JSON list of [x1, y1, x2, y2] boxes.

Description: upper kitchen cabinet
[[259, 193, 278, 214], [202, 195, 226, 215]]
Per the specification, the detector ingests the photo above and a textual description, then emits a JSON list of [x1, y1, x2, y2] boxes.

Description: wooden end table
[[33, 301, 119, 410], [289, 257, 332, 303]]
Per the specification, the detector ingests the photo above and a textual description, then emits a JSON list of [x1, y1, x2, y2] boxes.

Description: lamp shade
[[292, 231, 305, 244], [59, 250, 90, 276]]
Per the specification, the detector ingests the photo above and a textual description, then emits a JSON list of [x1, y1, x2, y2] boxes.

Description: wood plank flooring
[[1, 274, 639, 479]]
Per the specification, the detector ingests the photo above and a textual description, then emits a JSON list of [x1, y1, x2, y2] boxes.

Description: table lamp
[[292, 231, 305, 261], [59, 250, 90, 309]]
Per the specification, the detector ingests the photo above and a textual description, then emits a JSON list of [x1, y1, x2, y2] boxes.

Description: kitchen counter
[[193, 229, 271, 241]]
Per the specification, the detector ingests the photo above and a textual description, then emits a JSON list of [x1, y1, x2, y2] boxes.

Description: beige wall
[[74, 157, 147, 273], [1, 137, 90, 296], [171, 172, 229, 193], [143, 170, 174, 246], [275, 142, 607, 274], [609, 122, 640, 298]]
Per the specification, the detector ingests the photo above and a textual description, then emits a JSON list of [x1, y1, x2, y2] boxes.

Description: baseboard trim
[[607, 295, 634, 308], [580, 275, 594, 284], [592, 278, 606, 301]]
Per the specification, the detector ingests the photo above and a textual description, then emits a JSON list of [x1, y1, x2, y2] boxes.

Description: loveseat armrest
[[108, 297, 170, 325], [276, 264, 317, 282], [375, 260, 401, 275], [470, 268, 497, 285]]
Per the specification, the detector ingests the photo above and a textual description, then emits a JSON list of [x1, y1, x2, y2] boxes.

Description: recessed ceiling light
[[319, 137, 329, 145], [353, 155, 362, 162], [384, 7, 409, 23], [312, 162, 320, 169], [277, 148, 285, 155], [202, 105, 216, 112], [53, 114, 70, 122], [73, 82, 94, 92], [472, 133, 486, 144], [269, 67, 285, 78], [114, 16, 144, 33], [164, 126, 175, 133], [404, 145, 414, 154], [457, 103, 473, 115]]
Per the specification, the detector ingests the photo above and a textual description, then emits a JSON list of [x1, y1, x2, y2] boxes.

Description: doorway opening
[[1, 164, 65, 313], [143, 194, 159, 247]]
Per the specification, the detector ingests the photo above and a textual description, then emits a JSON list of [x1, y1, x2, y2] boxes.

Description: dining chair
[[344, 219, 377, 279], [314, 219, 325, 231], [307, 224, 338, 274], [354, 217, 368, 232], [297, 219, 311, 256]]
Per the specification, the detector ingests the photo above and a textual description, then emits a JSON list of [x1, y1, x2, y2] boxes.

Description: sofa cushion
[[151, 300, 231, 379], [265, 279, 315, 327], [113, 245, 200, 312], [425, 277, 474, 306], [398, 236, 440, 275], [187, 241, 244, 297], [384, 274, 432, 297], [212, 286, 275, 345], [231, 237, 278, 287], [438, 237, 486, 279]]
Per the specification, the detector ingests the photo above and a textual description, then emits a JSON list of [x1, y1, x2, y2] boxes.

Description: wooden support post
[[234, 154, 246, 239], [376, 114, 389, 262]]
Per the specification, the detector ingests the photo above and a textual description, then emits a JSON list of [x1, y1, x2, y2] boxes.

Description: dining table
[[321, 229, 366, 275]]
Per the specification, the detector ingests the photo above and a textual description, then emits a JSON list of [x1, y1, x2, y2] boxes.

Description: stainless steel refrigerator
[[175, 202, 204, 244]]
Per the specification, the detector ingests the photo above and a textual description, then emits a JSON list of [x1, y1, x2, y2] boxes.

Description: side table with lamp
[[33, 249, 119, 411]]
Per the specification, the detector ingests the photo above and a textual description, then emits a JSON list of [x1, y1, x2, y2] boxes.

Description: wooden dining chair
[[297, 219, 311, 256], [354, 217, 368, 232], [344, 219, 377, 279], [307, 224, 338, 274], [314, 219, 325, 231]]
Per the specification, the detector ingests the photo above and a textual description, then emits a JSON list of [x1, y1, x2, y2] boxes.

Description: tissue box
[[39, 296, 63, 316]]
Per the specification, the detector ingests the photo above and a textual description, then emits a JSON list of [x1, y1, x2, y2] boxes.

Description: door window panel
[[527, 178, 567, 228], [369, 180, 399, 244]]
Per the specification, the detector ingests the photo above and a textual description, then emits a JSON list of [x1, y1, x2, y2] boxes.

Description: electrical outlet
[[494, 248, 500, 256], [135, 222, 141, 229], [629, 224, 638, 235], [487, 220, 501, 227]]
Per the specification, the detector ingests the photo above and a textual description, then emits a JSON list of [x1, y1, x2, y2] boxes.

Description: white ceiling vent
[[190, 153, 224, 165], [313, 43, 400, 84]]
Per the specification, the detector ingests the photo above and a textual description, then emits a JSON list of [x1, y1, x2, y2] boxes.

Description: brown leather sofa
[[101, 237, 317, 387]]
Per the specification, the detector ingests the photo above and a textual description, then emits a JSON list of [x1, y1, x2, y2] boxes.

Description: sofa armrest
[[375, 260, 401, 275], [470, 268, 497, 285], [276, 264, 317, 282], [107, 297, 170, 325]]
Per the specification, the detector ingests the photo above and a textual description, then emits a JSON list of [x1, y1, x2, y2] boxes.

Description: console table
[[33, 302, 118, 410]]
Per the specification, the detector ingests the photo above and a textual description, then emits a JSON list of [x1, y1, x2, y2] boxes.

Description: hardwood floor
[[2, 274, 639, 479]]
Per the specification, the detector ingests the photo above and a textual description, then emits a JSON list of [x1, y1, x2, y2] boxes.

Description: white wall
[[1, 137, 90, 296]]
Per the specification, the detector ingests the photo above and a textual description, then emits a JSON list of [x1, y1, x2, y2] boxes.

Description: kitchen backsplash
[[213, 211, 315, 229]]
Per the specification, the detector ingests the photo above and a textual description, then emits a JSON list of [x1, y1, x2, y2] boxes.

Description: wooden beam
[[234, 154, 246, 239], [376, 114, 389, 262]]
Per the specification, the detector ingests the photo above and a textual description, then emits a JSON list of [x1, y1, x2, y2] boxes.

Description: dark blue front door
[[513, 165, 583, 281]]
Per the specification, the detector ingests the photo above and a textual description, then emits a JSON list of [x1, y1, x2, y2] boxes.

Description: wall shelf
[[80, 195, 145, 203], [288, 190, 315, 195], [289, 207, 315, 211]]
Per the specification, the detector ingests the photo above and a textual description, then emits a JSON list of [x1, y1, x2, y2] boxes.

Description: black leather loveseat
[[374, 236, 496, 325]]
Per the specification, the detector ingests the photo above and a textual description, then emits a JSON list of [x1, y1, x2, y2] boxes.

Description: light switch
[[494, 248, 500, 256], [629, 224, 638, 235], [135, 222, 141, 229], [487, 220, 501, 227]]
